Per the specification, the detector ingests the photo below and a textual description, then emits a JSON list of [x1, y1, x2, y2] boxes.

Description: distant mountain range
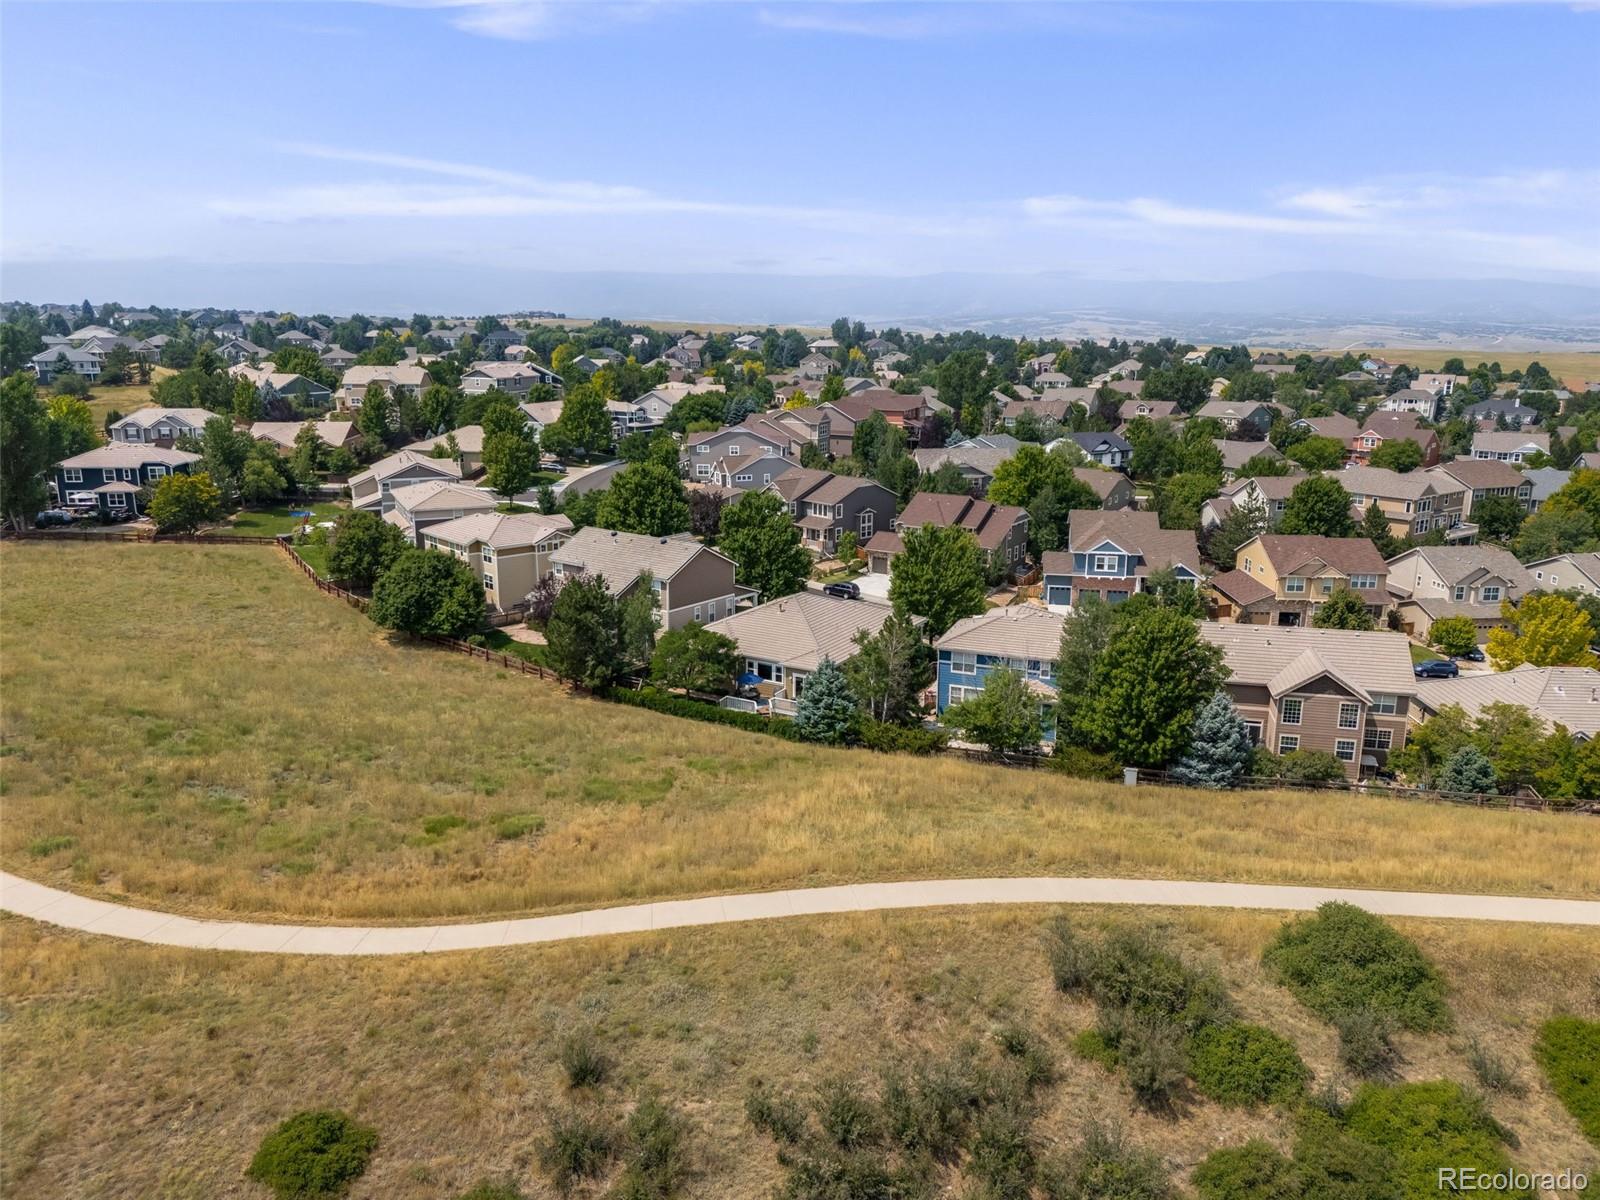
[[5, 260, 1598, 344]]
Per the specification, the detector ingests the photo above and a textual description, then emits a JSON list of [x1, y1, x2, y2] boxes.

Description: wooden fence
[[3, 528, 278, 545]]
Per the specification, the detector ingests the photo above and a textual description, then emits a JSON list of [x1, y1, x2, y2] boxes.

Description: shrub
[[746, 1084, 807, 1144], [775, 1150, 915, 1200], [1113, 1014, 1189, 1111], [879, 1057, 983, 1161], [816, 1077, 879, 1150], [1051, 745, 1122, 781], [538, 1108, 617, 1192], [614, 1094, 689, 1199], [1291, 1108, 1400, 1200], [1465, 1038, 1524, 1097], [857, 719, 947, 755], [1087, 928, 1234, 1035], [492, 812, 544, 840], [966, 1103, 1037, 1200], [1334, 1010, 1399, 1078], [245, 1110, 378, 1199], [1261, 903, 1451, 1032], [598, 686, 806, 742], [1070, 1029, 1118, 1071], [1343, 1081, 1526, 1200], [1043, 1124, 1173, 1200], [1192, 1140, 1299, 1200], [1277, 749, 1348, 785], [457, 1186, 524, 1200], [1189, 1022, 1309, 1107], [994, 1023, 1055, 1092], [421, 813, 468, 838], [1534, 1016, 1600, 1145], [1044, 916, 1094, 993], [26, 834, 74, 856], [559, 1028, 610, 1089]]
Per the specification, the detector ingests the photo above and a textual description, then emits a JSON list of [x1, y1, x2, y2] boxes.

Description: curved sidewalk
[[3, 872, 1598, 957]]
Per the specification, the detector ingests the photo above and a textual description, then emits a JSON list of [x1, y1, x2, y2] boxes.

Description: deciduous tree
[[889, 523, 987, 637], [369, 548, 485, 638], [327, 510, 409, 589], [1279, 475, 1356, 538], [0, 373, 51, 529], [717, 490, 810, 600], [1429, 616, 1479, 658], [649, 622, 739, 694], [1312, 585, 1375, 631], [596, 462, 690, 536], [844, 612, 931, 725], [148, 471, 222, 533], [1486, 594, 1596, 669], [942, 667, 1042, 755]]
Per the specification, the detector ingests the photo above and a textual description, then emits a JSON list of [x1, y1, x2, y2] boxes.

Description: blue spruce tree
[[1170, 691, 1253, 788], [1439, 745, 1496, 795], [793, 657, 858, 744]]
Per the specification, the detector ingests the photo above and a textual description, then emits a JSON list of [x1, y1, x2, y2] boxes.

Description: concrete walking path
[[3, 871, 1598, 957]]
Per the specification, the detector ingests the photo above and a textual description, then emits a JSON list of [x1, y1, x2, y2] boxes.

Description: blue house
[[934, 606, 1067, 742], [1040, 510, 1202, 609], [54, 445, 201, 514]]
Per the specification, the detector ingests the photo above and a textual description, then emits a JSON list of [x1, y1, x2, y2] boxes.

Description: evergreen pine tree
[[1439, 745, 1497, 795], [1170, 691, 1254, 788], [793, 658, 858, 744]]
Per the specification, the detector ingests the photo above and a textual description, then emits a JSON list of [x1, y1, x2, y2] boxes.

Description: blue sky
[[3, 1, 1597, 310]]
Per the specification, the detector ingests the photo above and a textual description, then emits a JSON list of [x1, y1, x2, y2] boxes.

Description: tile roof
[[423, 511, 572, 548], [1413, 665, 1600, 738], [1294, 413, 1360, 441], [1337, 464, 1457, 501], [1253, 534, 1387, 577], [1426, 459, 1525, 491], [58, 444, 200, 468], [1198, 624, 1417, 699], [895, 493, 1026, 552], [112, 407, 215, 429], [936, 605, 1066, 661], [705, 591, 901, 672], [551, 527, 729, 593], [251, 420, 357, 450], [388, 481, 498, 515], [1207, 568, 1275, 606]]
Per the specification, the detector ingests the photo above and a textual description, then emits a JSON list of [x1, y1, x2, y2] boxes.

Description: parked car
[[1414, 659, 1460, 679], [1452, 646, 1486, 663], [822, 581, 860, 600], [34, 509, 75, 527]]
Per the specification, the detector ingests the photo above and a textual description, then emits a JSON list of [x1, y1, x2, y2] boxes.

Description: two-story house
[[910, 445, 1012, 495], [108, 408, 215, 445], [1349, 412, 1440, 466], [683, 424, 794, 483], [824, 389, 928, 443], [1052, 431, 1133, 470], [1377, 388, 1442, 421], [251, 419, 359, 457], [349, 450, 464, 513], [461, 360, 561, 398], [1291, 413, 1359, 444], [421, 511, 574, 612], [862, 492, 1029, 579], [1471, 431, 1548, 464], [229, 366, 334, 412], [549, 527, 743, 630], [1208, 534, 1389, 627], [1198, 624, 1416, 778], [1526, 552, 1600, 597], [769, 469, 897, 557], [1073, 467, 1136, 511], [385, 481, 499, 545], [1200, 474, 1304, 532], [1425, 460, 1534, 522], [705, 591, 902, 706], [1039, 510, 1202, 608], [53, 445, 200, 513], [338, 364, 429, 407], [404, 425, 487, 476], [1195, 399, 1274, 435], [1215, 439, 1284, 480], [1338, 465, 1468, 541], [934, 605, 1067, 742], [1385, 545, 1536, 643]]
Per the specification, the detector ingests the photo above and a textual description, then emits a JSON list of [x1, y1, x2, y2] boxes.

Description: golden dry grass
[[1320, 347, 1600, 390], [2, 907, 1596, 1199], [3, 541, 1599, 923], [82, 369, 175, 426]]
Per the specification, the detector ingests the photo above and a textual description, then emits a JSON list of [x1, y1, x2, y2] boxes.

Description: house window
[[483, 573, 495, 591], [859, 511, 875, 538], [63, 468, 83, 483], [1243, 720, 1263, 746], [1364, 728, 1393, 751], [1278, 734, 1300, 754], [834, 504, 844, 518], [1338, 702, 1360, 730], [147, 465, 167, 479], [948, 651, 977, 676], [1241, 557, 1251, 571], [1453, 585, 1466, 601], [1281, 697, 1303, 725], [1371, 693, 1398, 715], [1093, 553, 1120, 574], [1335, 739, 1357, 763], [729, 444, 741, 455], [1320, 579, 1335, 595], [693, 605, 703, 622], [694, 444, 709, 454], [106, 492, 127, 508], [947, 684, 982, 706], [1481, 586, 1501, 603], [1284, 577, 1306, 594], [1349, 574, 1378, 590], [735, 473, 753, 484], [695, 464, 711, 478], [1026, 659, 1043, 678]]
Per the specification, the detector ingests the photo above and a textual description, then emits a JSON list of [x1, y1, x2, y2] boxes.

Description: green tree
[[1221, 371, 1276, 406], [843, 612, 931, 725], [147, 471, 222, 533], [550, 383, 613, 458], [231, 376, 263, 422], [1486, 594, 1595, 669], [718, 490, 810, 600], [649, 622, 738, 694], [0, 373, 51, 529], [1171, 692, 1253, 788], [44, 394, 98, 459], [369, 548, 485, 638], [1312, 585, 1376, 630], [617, 573, 659, 671], [889, 523, 987, 637], [1439, 746, 1496, 795], [356, 382, 393, 446], [937, 349, 992, 434], [544, 574, 625, 687], [1286, 436, 1347, 471], [818, 372, 846, 406], [1205, 495, 1266, 570], [1157, 471, 1220, 530], [595, 462, 690, 536], [1544, 467, 1600, 524], [921, 461, 973, 495], [1429, 615, 1479, 658], [482, 428, 540, 503], [1472, 494, 1527, 543], [289, 422, 327, 484], [239, 456, 285, 504], [1074, 607, 1229, 768], [793, 657, 858, 744], [943, 666, 1044, 754], [327, 510, 409, 589], [1054, 593, 1120, 734], [417, 382, 460, 435], [1513, 506, 1597, 561], [1358, 500, 1402, 558], [1279, 475, 1356, 537]]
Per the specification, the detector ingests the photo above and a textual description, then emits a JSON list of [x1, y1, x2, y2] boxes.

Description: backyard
[[2, 541, 1598, 925], [205, 501, 348, 538]]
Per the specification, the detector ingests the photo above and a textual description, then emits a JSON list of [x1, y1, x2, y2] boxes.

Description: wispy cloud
[[357, 0, 669, 41]]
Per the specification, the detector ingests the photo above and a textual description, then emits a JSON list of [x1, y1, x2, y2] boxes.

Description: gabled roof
[[1337, 464, 1456, 501], [406, 425, 485, 454], [111, 407, 214, 430], [936, 605, 1066, 662], [771, 469, 890, 507], [57, 444, 200, 469], [1045, 509, 1201, 578], [705, 591, 900, 672], [388, 481, 497, 515], [350, 449, 462, 487], [1266, 648, 1373, 704], [1292, 413, 1360, 442], [1359, 411, 1433, 444], [251, 420, 357, 450], [1412, 664, 1600, 738], [1526, 552, 1600, 590], [895, 493, 1026, 552], [1387, 545, 1535, 591], [1251, 534, 1387, 577], [1197, 399, 1271, 422], [1215, 439, 1280, 470], [1072, 467, 1127, 501], [1207, 568, 1275, 607], [1426, 459, 1525, 491], [424, 511, 572, 549], [1198, 624, 1417, 699], [550, 527, 731, 593], [1471, 431, 1549, 453]]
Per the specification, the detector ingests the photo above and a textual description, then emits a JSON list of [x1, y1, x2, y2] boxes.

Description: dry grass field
[[82, 368, 174, 426], [3, 541, 1599, 923], [1323, 347, 1600, 389], [2, 906, 1596, 1199]]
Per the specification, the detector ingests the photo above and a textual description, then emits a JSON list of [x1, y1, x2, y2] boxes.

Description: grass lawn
[[3, 907, 1596, 1198], [207, 501, 347, 538], [290, 539, 330, 578], [483, 627, 549, 667], [81, 369, 175, 426], [3, 544, 1598, 924], [1409, 643, 1437, 664]]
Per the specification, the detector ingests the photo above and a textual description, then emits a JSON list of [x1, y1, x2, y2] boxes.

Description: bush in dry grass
[[879, 1056, 985, 1162], [994, 1023, 1056, 1092], [1333, 1010, 1399, 1079], [1044, 916, 1094, 994], [816, 1077, 880, 1150], [1290, 1108, 1400, 1200], [456, 1185, 524, 1200], [612, 1095, 690, 1200], [1191, 1140, 1299, 1200], [965, 1102, 1037, 1200], [1087, 928, 1235, 1037], [1465, 1038, 1525, 1098], [559, 1027, 611, 1089], [746, 1084, 806, 1144], [538, 1107, 617, 1192], [1534, 1015, 1600, 1146], [1040, 1123, 1173, 1200], [1188, 1022, 1310, 1107], [245, 1109, 378, 1199], [1110, 1013, 1190, 1111], [1261, 903, 1451, 1033], [1342, 1080, 1525, 1200]]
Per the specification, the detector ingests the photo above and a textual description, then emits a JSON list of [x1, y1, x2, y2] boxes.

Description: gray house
[[549, 527, 745, 629], [769, 468, 897, 556]]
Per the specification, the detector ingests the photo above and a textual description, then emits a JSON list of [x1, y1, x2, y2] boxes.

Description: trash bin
[[1123, 767, 1139, 787]]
